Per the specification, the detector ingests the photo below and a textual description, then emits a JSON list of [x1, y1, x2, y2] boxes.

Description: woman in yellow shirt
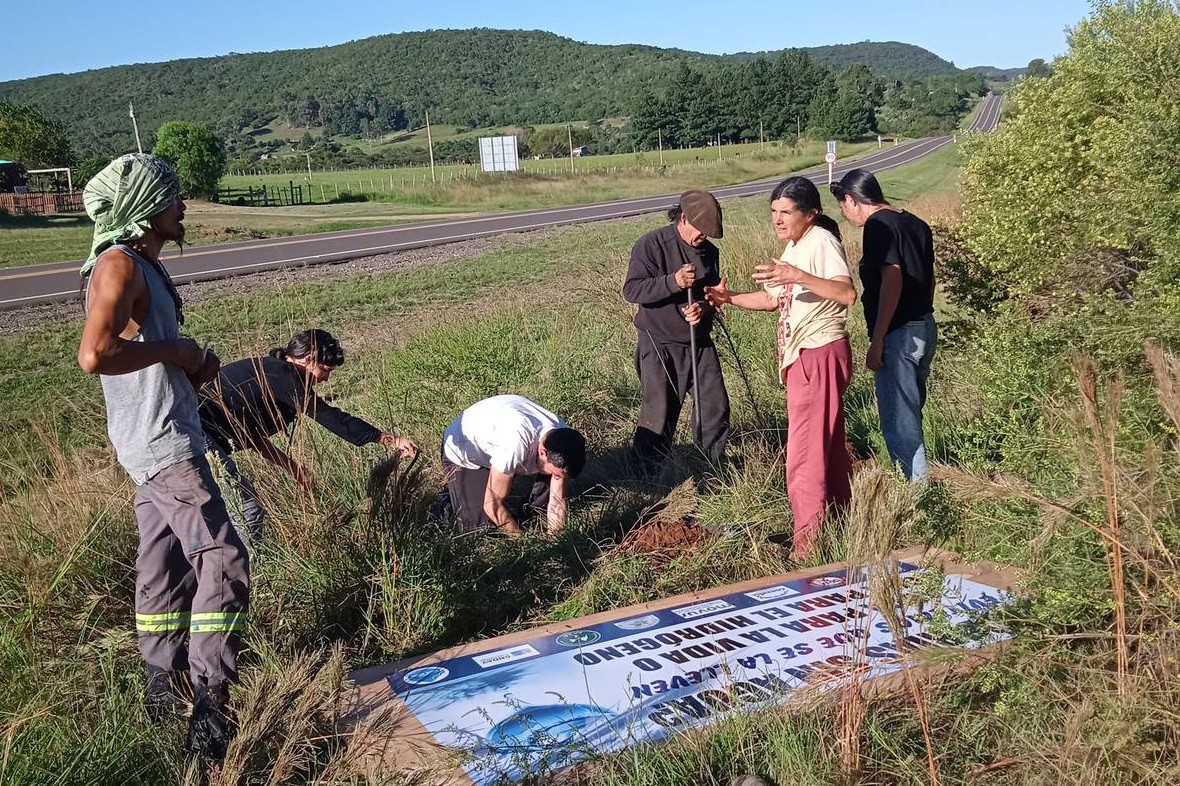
[[705, 176, 856, 558]]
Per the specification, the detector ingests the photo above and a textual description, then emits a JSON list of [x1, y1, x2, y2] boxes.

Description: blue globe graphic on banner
[[485, 703, 614, 751]]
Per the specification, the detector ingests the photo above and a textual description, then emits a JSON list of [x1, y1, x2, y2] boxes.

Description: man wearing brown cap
[[622, 188, 730, 471]]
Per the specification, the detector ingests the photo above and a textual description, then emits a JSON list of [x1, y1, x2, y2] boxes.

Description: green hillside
[[729, 41, 961, 79], [0, 29, 964, 157], [966, 64, 1027, 80]]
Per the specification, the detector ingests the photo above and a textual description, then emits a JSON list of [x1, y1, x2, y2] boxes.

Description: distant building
[[0, 160, 28, 194]]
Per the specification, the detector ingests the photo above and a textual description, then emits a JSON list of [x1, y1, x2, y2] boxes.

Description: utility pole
[[426, 110, 436, 185], [567, 123, 575, 174], [305, 150, 313, 182], [796, 116, 801, 145], [129, 102, 143, 153], [658, 128, 664, 166], [717, 132, 722, 161], [760, 120, 764, 152]]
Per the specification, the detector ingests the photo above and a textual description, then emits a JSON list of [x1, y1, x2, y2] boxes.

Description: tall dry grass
[[927, 345, 1180, 784]]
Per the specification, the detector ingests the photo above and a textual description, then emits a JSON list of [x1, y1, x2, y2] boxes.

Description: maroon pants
[[784, 337, 853, 557]]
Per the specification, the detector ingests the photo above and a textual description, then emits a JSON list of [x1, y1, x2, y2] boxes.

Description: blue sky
[[1, 0, 1092, 83]]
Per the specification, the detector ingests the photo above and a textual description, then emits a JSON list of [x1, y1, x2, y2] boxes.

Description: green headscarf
[[81, 153, 181, 276]]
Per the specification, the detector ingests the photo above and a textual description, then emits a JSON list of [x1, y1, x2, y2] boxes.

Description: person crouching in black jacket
[[198, 328, 418, 541]]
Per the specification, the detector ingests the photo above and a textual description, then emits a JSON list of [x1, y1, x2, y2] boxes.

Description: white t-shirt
[[765, 225, 851, 372], [442, 395, 567, 475]]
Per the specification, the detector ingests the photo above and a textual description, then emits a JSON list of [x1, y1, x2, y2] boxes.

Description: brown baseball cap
[[679, 189, 723, 239]]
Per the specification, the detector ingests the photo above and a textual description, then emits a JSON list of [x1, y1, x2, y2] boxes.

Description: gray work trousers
[[133, 455, 250, 689]]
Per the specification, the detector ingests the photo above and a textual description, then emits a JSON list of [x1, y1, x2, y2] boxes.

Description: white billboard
[[478, 135, 519, 173]]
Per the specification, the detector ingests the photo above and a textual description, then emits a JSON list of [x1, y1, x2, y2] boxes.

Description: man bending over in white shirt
[[439, 395, 586, 536]]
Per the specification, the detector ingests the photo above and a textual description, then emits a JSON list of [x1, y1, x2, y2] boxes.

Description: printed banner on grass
[[388, 562, 1010, 785]]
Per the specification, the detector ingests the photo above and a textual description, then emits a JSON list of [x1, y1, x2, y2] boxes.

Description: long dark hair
[[269, 328, 345, 367], [830, 168, 887, 206], [770, 176, 841, 241]]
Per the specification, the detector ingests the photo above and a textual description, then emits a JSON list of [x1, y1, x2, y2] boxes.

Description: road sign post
[[824, 145, 837, 184]]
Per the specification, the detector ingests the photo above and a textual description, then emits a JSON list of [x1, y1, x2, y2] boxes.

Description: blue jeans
[[206, 439, 266, 544], [875, 313, 937, 481]]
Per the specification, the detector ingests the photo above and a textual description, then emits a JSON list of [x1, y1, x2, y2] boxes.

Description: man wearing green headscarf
[[77, 153, 250, 763], [81, 151, 183, 276]]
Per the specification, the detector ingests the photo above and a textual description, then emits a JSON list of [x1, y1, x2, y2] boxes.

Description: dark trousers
[[441, 452, 551, 533], [633, 333, 730, 468]]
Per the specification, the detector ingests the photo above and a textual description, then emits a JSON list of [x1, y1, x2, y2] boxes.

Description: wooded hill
[[0, 29, 980, 158], [729, 41, 960, 79]]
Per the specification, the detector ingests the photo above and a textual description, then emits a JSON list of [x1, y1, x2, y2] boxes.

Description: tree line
[[0, 29, 978, 159], [1, 32, 995, 198]]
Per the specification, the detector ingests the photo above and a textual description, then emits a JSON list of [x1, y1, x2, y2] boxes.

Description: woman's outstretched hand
[[379, 433, 420, 460], [752, 259, 804, 288]]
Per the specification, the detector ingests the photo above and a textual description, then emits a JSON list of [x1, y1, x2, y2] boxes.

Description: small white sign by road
[[825, 147, 837, 184]]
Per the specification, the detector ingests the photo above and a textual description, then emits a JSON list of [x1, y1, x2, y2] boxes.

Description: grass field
[[3, 140, 1175, 785], [226, 139, 874, 183], [222, 140, 875, 198]]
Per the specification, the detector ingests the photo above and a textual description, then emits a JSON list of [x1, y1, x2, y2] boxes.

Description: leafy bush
[[960, 0, 1180, 297]]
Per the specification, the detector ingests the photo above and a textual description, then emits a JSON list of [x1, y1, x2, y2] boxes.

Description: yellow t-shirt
[[765, 225, 851, 373]]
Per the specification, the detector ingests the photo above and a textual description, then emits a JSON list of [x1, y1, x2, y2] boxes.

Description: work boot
[[145, 666, 190, 723], [186, 683, 236, 762]]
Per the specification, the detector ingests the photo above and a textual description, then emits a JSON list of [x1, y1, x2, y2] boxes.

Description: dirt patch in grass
[[619, 518, 716, 563]]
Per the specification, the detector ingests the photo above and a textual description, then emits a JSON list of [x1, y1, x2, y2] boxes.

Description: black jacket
[[198, 356, 380, 452], [622, 224, 721, 345]]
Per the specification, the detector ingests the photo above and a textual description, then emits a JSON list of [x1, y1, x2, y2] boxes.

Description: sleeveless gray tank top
[[85, 245, 203, 484]]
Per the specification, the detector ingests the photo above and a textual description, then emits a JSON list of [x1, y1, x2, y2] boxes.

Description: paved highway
[[0, 94, 1002, 309]]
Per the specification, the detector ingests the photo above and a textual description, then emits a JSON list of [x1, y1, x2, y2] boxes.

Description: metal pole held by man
[[687, 285, 702, 435]]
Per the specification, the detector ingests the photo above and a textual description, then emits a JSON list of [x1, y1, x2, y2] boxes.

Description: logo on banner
[[808, 575, 846, 588], [745, 585, 802, 602], [556, 630, 601, 647], [472, 645, 541, 669], [671, 599, 734, 620], [614, 614, 660, 631], [402, 666, 450, 685]]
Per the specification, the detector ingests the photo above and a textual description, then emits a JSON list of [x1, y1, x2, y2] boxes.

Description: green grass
[[4, 145, 1177, 784], [222, 140, 876, 196], [0, 210, 431, 268], [875, 143, 966, 203], [0, 213, 94, 268]]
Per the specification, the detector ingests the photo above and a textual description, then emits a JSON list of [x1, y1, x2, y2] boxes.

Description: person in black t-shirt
[[831, 169, 937, 481], [198, 328, 419, 540], [622, 189, 730, 471]]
